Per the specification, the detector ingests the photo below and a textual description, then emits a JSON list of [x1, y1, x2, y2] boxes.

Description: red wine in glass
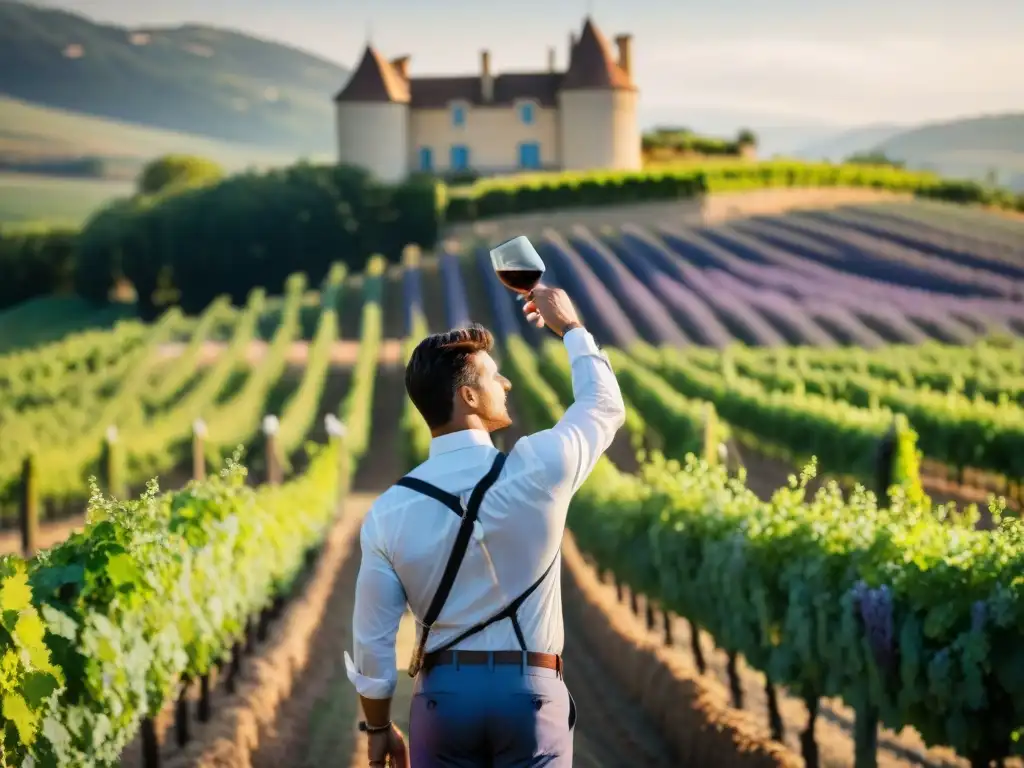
[[490, 235, 546, 297], [496, 268, 544, 295]]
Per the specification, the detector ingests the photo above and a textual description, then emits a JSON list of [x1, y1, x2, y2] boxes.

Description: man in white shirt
[[346, 286, 626, 767]]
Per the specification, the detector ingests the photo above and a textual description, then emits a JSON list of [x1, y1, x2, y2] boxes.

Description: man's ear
[[458, 384, 479, 409]]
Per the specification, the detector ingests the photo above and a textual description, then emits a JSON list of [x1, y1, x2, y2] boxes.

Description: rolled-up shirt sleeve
[[345, 509, 407, 699]]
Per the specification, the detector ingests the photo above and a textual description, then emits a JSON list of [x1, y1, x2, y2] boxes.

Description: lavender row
[[772, 213, 1022, 298], [474, 247, 518, 340], [819, 208, 1024, 279], [567, 226, 690, 346], [537, 230, 639, 348], [871, 202, 1024, 252], [707, 220, 978, 300], [648, 228, 789, 346], [650, 224, 964, 346], [798, 300, 889, 348], [700, 270, 838, 346], [439, 251, 471, 329], [615, 226, 782, 345], [675, 240, 978, 345], [402, 259, 424, 337], [687, 223, 1016, 344], [710, 258, 978, 345], [611, 225, 733, 348]]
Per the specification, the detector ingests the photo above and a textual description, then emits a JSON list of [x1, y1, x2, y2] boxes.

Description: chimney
[[615, 34, 633, 78], [391, 55, 410, 79], [548, 46, 556, 72], [480, 49, 493, 101]]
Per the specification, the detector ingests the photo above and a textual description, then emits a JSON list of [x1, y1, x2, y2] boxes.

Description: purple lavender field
[[460, 200, 1023, 350]]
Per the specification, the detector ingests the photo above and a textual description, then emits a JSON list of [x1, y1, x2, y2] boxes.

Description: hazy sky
[[58, 0, 1024, 129]]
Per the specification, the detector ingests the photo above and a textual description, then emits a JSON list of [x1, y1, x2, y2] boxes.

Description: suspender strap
[[405, 451, 507, 676], [437, 550, 560, 653], [395, 477, 464, 517]]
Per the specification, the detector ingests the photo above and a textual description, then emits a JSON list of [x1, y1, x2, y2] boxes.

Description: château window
[[450, 144, 470, 171], [418, 147, 433, 172], [517, 142, 541, 169], [518, 102, 535, 125], [451, 103, 467, 127]]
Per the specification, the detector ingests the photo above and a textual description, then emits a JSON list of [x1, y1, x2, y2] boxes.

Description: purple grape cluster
[[853, 580, 894, 670], [971, 599, 987, 633]]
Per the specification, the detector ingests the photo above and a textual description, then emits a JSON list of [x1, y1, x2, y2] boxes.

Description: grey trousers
[[410, 657, 576, 767]]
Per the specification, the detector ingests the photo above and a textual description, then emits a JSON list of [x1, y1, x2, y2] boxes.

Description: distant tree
[[137, 154, 225, 196], [844, 150, 905, 168], [736, 128, 758, 147]]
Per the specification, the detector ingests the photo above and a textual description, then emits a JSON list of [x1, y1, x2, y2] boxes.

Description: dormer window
[[451, 102, 467, 127], [517, 101, 536, 125]]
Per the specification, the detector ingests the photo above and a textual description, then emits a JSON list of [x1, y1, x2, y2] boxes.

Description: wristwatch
[[358, 720, 392, 734], [561, 321, 582, 336]]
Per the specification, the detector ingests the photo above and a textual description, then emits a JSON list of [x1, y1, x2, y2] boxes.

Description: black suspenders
[[395, 451, 558, 676]]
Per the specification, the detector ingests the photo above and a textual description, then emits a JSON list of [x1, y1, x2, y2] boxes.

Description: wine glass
[[490, 235, 545, 298]]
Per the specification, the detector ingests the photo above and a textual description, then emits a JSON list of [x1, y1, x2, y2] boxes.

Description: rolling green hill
[[798, 114, 1024, 191], [875, 113, 1024, 189], [0, 98, 336, 225], [794, 124, 906, 162], [0, 170, 132, 226], [0, 96, 327, 175], [0, 0, 349, 154]]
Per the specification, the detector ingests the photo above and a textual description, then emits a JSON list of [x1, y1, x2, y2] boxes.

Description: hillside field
[[0, 0, 348, 150], [1, 198, 1023, 768], [0, 97, 315, 171], [0, 170, 134, 226], [0, 95, 335, 224]]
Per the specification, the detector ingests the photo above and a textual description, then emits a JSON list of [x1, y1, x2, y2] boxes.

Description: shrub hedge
[[0, 227, 78, 311], [5, 160, 1022, 315]]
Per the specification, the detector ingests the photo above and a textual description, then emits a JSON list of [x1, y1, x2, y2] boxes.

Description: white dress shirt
[[345, 327, 626, 699]]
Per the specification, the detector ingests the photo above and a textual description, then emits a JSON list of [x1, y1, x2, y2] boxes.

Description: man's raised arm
[[520, 288, 627, 497]]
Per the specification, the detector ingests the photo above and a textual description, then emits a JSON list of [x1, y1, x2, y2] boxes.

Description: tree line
[[0, 155, 440, 318]]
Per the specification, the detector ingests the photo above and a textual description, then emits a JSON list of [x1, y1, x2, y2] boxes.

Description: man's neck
[[431, 418, 487, 438]]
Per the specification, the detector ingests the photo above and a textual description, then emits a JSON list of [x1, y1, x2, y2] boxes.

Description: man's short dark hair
[[405, 324, 494, 429]]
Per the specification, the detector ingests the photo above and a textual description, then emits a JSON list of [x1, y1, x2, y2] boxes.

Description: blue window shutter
[[517, 142, 540, 169], [450, 145, 469, 170], [419, 147, 433, 171]]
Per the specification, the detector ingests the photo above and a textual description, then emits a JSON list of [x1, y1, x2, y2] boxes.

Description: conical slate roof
[[561, 17, 634, 91], [334, 45, 410, 103]]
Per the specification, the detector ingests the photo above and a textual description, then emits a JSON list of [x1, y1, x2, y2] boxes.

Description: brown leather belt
[[423, 650, 563, 675]]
